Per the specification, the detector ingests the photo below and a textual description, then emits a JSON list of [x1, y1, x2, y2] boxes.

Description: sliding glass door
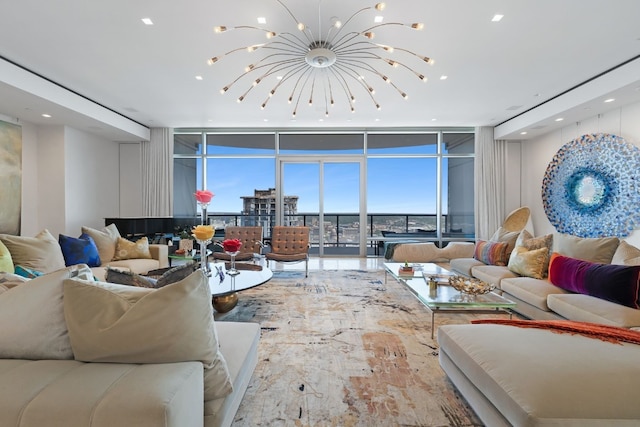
[[279, 159, 365, 256]]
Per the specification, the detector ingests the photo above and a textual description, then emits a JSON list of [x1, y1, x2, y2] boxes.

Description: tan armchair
[[265, 226, 310, 277], [213, 226, 263, 262]]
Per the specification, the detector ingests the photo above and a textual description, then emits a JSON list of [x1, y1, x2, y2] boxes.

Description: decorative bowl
[[448, 276, 495, 295]]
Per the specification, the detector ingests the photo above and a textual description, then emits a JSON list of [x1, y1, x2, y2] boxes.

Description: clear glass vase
[[198, 239, 212, 276], [226, 251, 240, 276]]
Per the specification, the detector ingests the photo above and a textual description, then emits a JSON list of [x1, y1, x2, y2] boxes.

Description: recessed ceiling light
[[141, 18, 153, 25], [520, 131, 527, 135], [195, 75, 203, 80], [431, 118, 437, 121], [42, 113, 51, 118], [491, 14, 504, 22], [263, 119, 269, 122], [440, 75, 448, 80], [604, 98, 615, 103], [257, 17, 266, 24], [555, 117, 564, 122], [374, 16, 383, 23]]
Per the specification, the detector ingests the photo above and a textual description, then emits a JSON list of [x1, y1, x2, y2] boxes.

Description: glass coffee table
[[384, 263, 516, 338], [208, 261, 273, 313]]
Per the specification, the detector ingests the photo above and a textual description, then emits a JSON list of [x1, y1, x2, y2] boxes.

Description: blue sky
[[200, 157, 446, 214]]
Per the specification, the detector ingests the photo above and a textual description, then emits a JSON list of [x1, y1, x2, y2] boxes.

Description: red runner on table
[[471, 319, 640, 345]]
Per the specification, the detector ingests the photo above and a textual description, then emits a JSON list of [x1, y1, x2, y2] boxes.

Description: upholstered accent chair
[[265, 226, 310, 277], [213, 226, 264, 262]]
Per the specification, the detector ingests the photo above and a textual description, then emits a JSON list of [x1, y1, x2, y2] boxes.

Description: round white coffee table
[[207, 261, 273, 313]]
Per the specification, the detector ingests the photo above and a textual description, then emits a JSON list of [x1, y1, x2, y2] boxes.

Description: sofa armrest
[[149, 244, 169, 269]]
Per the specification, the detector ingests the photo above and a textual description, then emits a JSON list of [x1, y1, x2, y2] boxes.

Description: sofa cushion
[[449, 257, 485, 276], [548, 294, 640, 328], [0, 264, 93, 360], [474, 240, 509, 266], [113, 236, 152, 261], [553, 233, 619, 264], [0, 272, 27, 294], [64, 270, 233, 399], [0, 229, 66, 274], [500, 277, 569, 311], [59, 233, 102, 267], [548, 253, 640, 309], [81, 223, 121, 264], [0, 240, 13, 273], [470, 265, 518, 288], [611, 240, 640, 266]]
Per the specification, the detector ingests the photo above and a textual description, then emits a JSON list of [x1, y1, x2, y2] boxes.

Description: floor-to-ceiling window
[[173, 129, 474, 256]]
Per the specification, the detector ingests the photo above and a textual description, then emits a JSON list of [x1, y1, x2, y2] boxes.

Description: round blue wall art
[[542, 133, 640, 238]]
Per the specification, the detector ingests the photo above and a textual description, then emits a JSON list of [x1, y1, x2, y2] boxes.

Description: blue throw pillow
[[59, 233, 102, 267], [14, 264, 43, 278]]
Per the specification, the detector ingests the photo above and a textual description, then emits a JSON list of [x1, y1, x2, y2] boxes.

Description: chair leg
[[305, 259, 308, 277]]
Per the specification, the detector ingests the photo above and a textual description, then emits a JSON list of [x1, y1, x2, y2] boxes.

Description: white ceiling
[[0, 0, 639, 141]]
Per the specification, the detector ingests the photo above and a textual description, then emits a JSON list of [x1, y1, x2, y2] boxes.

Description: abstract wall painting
[[542, 133, 640, 238], [0, 120, 22, 235]]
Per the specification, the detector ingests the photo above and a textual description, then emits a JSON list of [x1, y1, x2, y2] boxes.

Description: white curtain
[[141, 127, 173, 217], [474, 127, 507, 240]]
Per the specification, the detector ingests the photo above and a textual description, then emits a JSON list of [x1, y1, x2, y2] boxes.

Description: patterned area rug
[[216, 269, 484, 427]]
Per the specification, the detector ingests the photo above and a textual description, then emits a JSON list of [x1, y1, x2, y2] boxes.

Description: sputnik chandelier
[[208, 1, 433, 118]]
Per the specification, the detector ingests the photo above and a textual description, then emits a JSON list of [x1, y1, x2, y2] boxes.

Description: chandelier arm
[[265, 36, 309, 54], [330, 31, 365, 52], [326, 67, 356, 108], [339, 58, 408, 98], [209, 44, 266, 64], [342, 53, 429, 83], [275, 0, 316, 46], [332, 63, 381, 109], [261, 61, 311, 109], [292, 70, 315, 117], [326, 6, 372, 46], [308, 72, 317, 106]]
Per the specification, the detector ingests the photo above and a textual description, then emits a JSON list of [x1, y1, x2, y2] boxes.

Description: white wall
[[64, 126, 120, 235], [515, 100, 640, 246], [13, 118, 123, 238]]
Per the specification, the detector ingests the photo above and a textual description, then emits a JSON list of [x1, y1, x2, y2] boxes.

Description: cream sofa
[[0, 265, 259, 427], [0, 226, 169, 281], [438, 323, 640, 426], [449, 233, 640, 329]]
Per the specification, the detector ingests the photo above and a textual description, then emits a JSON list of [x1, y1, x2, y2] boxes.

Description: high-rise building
[[241, 188, 300, 228]]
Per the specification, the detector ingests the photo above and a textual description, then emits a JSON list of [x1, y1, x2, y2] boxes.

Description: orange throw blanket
[[471, 319, 640, 345]]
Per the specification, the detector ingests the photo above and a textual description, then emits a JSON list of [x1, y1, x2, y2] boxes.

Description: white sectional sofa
[[449, 233, 640, 329], [0, 265, 259, 427]]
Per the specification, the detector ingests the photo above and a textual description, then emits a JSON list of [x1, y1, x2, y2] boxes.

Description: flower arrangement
[[192, 224, 215, 242], [194, 189, 214, 205], [222, 238, 243, 253]]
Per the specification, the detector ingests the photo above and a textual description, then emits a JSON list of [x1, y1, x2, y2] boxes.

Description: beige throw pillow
[[611, 240, 640, 266], [554, 234, 619, 264], [507, 230, 554, 279], [0, 229, 65, 274], [63, 270, 233, 400], [112, 236, 152, 261], [489, 226, 520, 257], [81, 223, 121, 264], [0, 264, 93, 360]]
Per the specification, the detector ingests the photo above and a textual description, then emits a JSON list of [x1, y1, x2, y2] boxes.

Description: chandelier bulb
[[269, 90, 275, 97], [376, 104, 381, 110], [411, 23, 424, 30], [207, 57, 219, 65], [220, 86, 229, 94], [351, 107, 355, 113], [292, 111, 297, 117], [402, 93, 408, 99], [375, 3, 386, 11], [368, 87, 374, 93], [253, 78, 261, 86], [363, 32, 374, 39], [266, 31, 276, 39], [325, 111, 329, 117], [330, 99, 335, 106], [308, 99, 313, 106], [237, 96, 244, 103], [419, 74, 427, 82], [382, 76, 390, 83], [288, 97, 293, 104], [214, 26, 227, 33], [260, 103, 266, 110], [297, 22, 305, 31]]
